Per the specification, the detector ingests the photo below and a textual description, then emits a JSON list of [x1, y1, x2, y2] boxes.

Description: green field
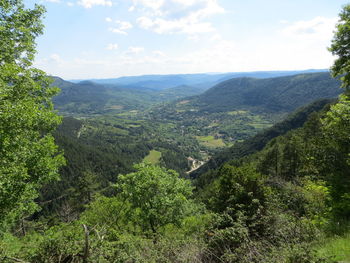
[[143, 150, 162, 164], [196, 136, 226, 148], [316, 232, 350, 262]]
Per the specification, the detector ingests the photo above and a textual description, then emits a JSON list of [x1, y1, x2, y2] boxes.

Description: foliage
[[316, 230, 350, 262], [321, 94, 350, 218], [0, 0, 44, 67], [115, 163, 197, 236], [329, 4, 350, 92], [0, 0, 64, 227], [202, 165, 327, 262]]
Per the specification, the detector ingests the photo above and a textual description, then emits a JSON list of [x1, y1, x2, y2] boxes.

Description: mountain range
[[70, 69, 329, 91]]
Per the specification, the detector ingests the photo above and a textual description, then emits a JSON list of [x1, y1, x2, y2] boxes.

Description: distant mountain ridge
[[70, 69, 328, 91]]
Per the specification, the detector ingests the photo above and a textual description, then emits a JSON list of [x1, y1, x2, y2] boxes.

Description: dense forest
[[1, 0, 350, 262]]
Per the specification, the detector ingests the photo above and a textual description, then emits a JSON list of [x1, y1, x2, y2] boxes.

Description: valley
[[52, 71, 342, 178]]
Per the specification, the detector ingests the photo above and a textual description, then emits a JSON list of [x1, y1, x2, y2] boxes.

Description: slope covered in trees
[[176, 72, 341, 114], [145, 73, 342, 157], [52, 77, 209, 116]]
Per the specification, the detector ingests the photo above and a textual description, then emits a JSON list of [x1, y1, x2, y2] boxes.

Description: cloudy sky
[[24, 0, 349, 79]]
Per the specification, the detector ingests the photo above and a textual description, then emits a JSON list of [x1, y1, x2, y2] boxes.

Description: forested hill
[[188, 72, 342, 113], [52, 77, 211, 116]]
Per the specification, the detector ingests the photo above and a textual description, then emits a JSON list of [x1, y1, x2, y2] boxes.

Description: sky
[[23, 0, 350, 80]]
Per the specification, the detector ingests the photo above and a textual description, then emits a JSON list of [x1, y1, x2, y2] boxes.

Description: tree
[[329, 4, 350, 93], [327, 3, 350, 218], [0, 0, 64, 226], [115, 163, 195, 236], [321, 94, 350, 217]]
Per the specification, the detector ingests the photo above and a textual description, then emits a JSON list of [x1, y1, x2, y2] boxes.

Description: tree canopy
[[0, 0, 64, 226], [329, 4, 350, 93], [115, 163, 196, 235]]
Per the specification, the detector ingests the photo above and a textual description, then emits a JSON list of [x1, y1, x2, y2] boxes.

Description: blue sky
[[24, 0, 349, 79]]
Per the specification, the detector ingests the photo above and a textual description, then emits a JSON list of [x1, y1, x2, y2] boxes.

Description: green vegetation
[[197, 72, 341, 113], [0, 0, 64, 228], [317, 232, 350, 262], [330, 4, 350, 93], [1, 1, 350, 262], [196, 136, 226, 148], [191, 98, 334, 179], [143, 150, 162, 164]]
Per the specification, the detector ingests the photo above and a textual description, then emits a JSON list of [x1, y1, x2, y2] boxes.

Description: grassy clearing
[[316, 232, 350, 262], [227, 110, 248, 116], [116, 110, 139, 117], [248, 122, 272, 129], [143, 150, 162, 164], [107, 105, 124, 110], [196, 136, 226, 148], [177, 100, 190, 105]]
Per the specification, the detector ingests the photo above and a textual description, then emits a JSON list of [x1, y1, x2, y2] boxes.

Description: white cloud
[[132, 0, 164, 15], [127, 46, 145, 54], [77, 0, 112, 8], [33, 32, 334, 80], [135, 0, 224, 35], [137, 16, 214, 34], [281, 16, 337, 41], [109, 27, 128, 35], [105, 17, 113, 22], [106, 43, 119, 50], [108, 20, 133, 35], [137, 17, 154, 28], [210, 33, 222, 41], [152, 50, 165, 56], [44, 0, 61, 3], [187, 34, 200, 41], [128, 5, 135, 11], [49, 54, 63, 64], [116, 20, 133, 30]]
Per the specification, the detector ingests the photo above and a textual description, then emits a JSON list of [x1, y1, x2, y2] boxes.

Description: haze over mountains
[[70, 69, 329, 91]]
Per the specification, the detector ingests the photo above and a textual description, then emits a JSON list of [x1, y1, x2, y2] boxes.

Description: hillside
[[52, 77, 207, 116], [146, 73, 342, 154], [192, 72, 341, 113]]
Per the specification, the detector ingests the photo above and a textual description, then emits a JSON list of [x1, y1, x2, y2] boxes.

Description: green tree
[[321, 94, 350, 217], [327, 3, 350, 217], [115, 163, 195, 236], [0, 0, 64, 226], [212, 164, 268, 223], [329, 4, 350, 92]]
